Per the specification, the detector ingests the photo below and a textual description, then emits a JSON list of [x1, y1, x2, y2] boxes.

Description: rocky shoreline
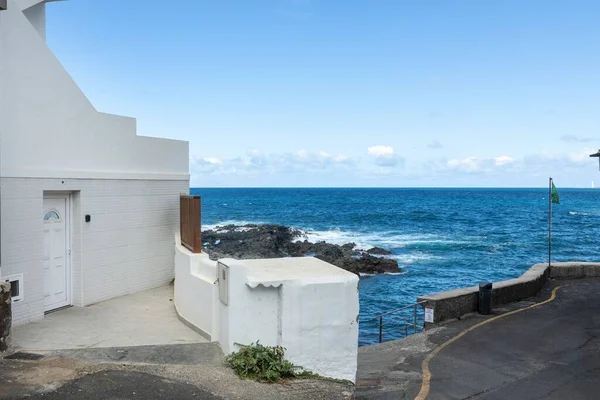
[[202, 224, 400, 276]]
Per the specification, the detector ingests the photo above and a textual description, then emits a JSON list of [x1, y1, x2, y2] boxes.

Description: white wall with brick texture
[[1, 178, 189, 326]]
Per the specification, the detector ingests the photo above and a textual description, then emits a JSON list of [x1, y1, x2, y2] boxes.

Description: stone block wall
[[0, 282, 11, 352], [418, 262, 600, 326]]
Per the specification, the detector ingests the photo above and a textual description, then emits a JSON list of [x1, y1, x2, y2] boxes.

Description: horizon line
[[189, 186, 594, 190]]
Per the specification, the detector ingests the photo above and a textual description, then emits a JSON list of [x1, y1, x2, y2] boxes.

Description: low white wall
[[218, 264, 280, 354], [174, 236, 219, 341], [218, 257, 359, 383]]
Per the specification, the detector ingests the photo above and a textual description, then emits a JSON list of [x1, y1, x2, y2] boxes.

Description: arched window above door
[[43, 210, 61, 221]]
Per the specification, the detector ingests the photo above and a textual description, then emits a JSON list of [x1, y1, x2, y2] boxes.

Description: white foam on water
[[389, 252, 440, 264], [301, 228, 375, 250], [203, 220, 267, 231], [301, 229, 464, 250], [569, 211, 591, 216]]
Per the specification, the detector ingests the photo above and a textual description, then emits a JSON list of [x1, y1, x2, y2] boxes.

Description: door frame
[[43, 192, 73, 312]]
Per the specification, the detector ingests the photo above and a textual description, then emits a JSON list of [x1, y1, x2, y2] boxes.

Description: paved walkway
[[5, 370, 222, 400], [12, 285, 207, 351], [357, 278, 600, 399], [1, 343, 353, 399], [3, 284, 353, 399]]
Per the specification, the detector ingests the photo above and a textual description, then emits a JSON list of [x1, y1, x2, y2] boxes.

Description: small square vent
[[3, 274, 24, 303]]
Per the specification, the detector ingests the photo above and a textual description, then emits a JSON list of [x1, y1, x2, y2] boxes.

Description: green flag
[[551, 181, 560, 204]]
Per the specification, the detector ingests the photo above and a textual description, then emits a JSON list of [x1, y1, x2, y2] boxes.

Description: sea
[[190, 187, 600, 345]]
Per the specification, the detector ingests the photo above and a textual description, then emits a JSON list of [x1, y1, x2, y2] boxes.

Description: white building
[[0, 0, 189, 325], [0, 1, 359, 382], [174, 241, 360, 383]]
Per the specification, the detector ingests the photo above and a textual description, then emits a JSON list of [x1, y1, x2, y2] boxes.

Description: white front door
[[43, 195, 70, 312]]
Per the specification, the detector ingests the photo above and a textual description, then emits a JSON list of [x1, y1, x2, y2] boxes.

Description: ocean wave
[[203, 220, 267, 231], [301, 228, 375, 250], [203, 221, 474, 253], [304, 229, 480, 250], [359, 271, 406, 278], [389, 252, 440, 264], [569, 211, 591, 216]]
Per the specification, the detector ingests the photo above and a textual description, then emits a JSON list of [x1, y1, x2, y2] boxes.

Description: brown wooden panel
[[180, 194, 202, 253]]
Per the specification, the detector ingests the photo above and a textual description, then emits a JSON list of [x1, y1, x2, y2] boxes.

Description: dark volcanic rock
[[332, 254, 399, 275], [366, 246, 393, 256], [202, 224, 301, 260], [202, 224, 400, 276]]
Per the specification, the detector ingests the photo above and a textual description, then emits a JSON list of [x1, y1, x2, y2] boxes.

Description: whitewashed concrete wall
[[0, 0, 190, 325], [218, 258, 359, 383], [173, 251, 360, 382], [21, 1, 45, 40], [174, 238, 220, 341], [0, 0, 188, 180], [1, 178, 188, 325]]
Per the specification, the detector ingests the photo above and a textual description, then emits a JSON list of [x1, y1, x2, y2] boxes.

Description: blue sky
[[46, 0, 600, 187]]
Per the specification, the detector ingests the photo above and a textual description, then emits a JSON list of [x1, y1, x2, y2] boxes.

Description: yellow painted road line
[[414, 286, 561, 400]]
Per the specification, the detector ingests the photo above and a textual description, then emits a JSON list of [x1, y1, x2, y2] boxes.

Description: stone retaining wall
[[1, 282, 11, 352], [550, 262, 600, 279], [418, 262, 600, 326]]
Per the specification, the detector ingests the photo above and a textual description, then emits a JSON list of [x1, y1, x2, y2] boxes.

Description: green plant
[[225, 342, 315, 383]]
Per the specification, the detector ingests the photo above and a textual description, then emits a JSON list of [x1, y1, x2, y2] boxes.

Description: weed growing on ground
[[225, 342, 316, 383]]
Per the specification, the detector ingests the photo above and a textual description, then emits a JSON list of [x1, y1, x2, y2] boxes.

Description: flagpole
[[548, 177, 552, 268]]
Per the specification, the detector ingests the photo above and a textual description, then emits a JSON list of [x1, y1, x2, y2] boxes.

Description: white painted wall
[[21, 1, 44, 40], [0, 1, 189, 180], [173, 250, 360, 382], [174, 239, 220, 341], [218, 258, 359, 383], [0, 0, 190, 324], [15, 0, 62, 12], [1, 178, 188, 325]]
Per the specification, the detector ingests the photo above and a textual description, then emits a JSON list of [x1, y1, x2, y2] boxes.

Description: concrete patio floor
[[11, 285, 208, 351]]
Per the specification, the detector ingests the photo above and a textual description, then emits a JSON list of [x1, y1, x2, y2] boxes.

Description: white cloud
[[560, 135, 592, 143], [190, 148, 598, 187], [296, 149, 309, 159], [523, 148, 594, 165], [189, 155, 225, 175], [447, 156, 482, 172], [368, 145, 394, 157], [568, 148, 595, 164], [190, 149, 355, 179], [203, 157, 222, 165], [428, 140, 443, 149], [367, 145, 402, 167], [447, 155, 515, 173], [291, 150, 354, 169], [494, 156, 515, 166], [334, 154, 350, 163]]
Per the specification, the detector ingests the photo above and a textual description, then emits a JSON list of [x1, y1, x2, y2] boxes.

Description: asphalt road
[[357, 278, 600, 399], [427, 278, 600, 399], [9, 370, 222, 400]]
